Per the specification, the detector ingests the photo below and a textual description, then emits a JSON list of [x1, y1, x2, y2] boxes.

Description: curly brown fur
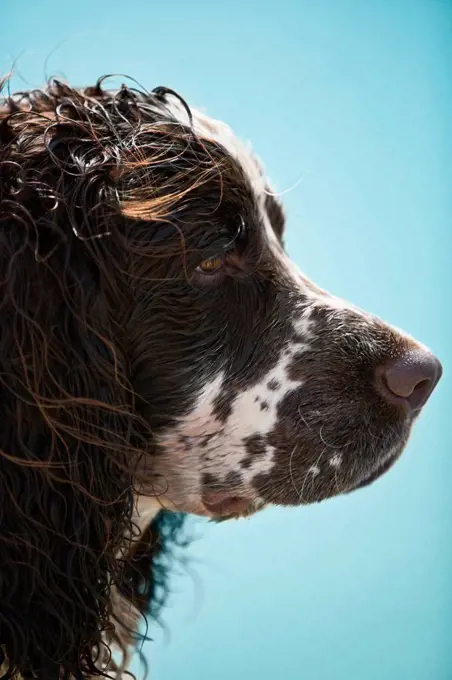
[[0, 76, 201, 679]]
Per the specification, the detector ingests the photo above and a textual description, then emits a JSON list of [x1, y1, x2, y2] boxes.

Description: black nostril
[[376, 350, 442, 412]]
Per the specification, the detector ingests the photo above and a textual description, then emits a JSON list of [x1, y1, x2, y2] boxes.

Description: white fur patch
[[152, 305, 318, 512], [329, 454, 342, 468]]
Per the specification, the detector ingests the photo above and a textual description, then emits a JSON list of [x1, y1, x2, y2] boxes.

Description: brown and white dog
[[0, 77, 442, 679]]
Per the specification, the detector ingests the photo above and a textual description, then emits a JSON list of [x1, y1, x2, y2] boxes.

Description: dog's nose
[[376, 350, 442, 412]]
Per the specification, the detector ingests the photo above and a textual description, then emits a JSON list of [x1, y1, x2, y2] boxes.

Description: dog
[[0, 75, 442, 679]]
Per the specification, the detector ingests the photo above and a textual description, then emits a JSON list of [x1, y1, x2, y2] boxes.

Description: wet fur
[[0, 75, 437, 679], [0, 77, 193, 679]]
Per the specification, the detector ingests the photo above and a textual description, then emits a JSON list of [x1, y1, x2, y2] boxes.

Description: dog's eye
[[195, 217, 245, 280], [196, 256, 224, 274]]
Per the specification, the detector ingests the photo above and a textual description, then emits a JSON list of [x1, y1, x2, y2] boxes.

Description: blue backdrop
[[2, 1, 450, 678]]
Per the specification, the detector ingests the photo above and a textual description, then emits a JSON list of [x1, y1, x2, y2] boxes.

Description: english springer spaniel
[[0, 76, 442, 680]]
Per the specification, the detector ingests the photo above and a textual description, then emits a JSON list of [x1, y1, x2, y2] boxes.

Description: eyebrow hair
[[264, 193, 285, 239]]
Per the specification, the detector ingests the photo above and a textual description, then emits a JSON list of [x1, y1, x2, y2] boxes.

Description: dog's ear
[[0, 304, 138, 678], [0, 111, 145, 677]]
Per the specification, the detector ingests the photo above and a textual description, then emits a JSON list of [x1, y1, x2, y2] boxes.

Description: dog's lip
[[349, 452, 400, 492], [201, 492, 252, 517]]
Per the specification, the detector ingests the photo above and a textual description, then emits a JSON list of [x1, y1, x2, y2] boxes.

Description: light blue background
[[2, 1, 451, 679]]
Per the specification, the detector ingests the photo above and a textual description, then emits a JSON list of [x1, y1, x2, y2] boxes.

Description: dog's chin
[[312, 451, 402, 502], [163, 444, 405, 520], [194, 458, 401, 519], [347, 452, 401, 493], [197, 455, 399, 520]]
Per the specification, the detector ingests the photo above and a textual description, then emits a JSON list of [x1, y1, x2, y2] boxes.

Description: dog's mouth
[[200, 451, 402, 519], [348, 451, 401, 493], [201, 492, 258, 518]]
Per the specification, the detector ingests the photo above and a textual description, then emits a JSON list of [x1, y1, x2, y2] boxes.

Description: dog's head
[[0, 77, 441, 677], [2, 78, 440, 517], [116, 88, 441, 519]]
